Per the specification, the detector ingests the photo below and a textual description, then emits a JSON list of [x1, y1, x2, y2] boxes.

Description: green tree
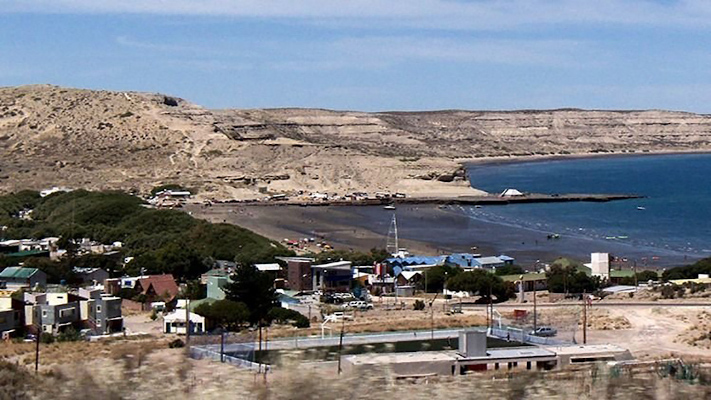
[[546, 264, 601, 294], [194, 300, 249, 331], [494, 264, 525, 276], [266, 307, 310, 328], [180, 279, 207, 300], [223, 265, 277, 325], [445, 269, 511, 303], [662, 257, 711, 281], [422, 265, 460, 293], [313, 248, 389, 266], [637, 270, 660, 282], [22, 257, 79, 285]]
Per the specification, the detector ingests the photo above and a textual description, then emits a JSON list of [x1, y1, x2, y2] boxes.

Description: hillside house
[[78, 288, 123, 335], [0, 291, 24, 339], [0, 267, 47, 289], [73, 267, 110, 286], [135, 274, 180, 304]]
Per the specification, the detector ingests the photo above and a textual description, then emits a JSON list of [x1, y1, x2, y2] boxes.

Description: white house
[[163, 309, 206, 334]]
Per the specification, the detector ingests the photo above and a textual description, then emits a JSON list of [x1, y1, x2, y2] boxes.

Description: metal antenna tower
[[386, 214, 399, 255]]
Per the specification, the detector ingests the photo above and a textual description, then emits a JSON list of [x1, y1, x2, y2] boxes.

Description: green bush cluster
[[413, 299, 426, 310], [266, 307, 310, 328], [662, 257, 711, 281], [0, 190, 293, 282]]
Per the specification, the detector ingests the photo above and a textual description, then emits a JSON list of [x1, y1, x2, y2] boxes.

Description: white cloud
[[330, 37, 591, 67], [3, 1, 711, 30]]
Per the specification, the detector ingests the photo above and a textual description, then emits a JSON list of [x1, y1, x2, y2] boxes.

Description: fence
[[489, 326, 566, 346], [189, 345, 268, 371]]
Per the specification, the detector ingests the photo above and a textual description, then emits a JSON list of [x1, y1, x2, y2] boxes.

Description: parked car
[[529, 327, 557, 337], [347, 301, 374, 310], [329, 312, 354, 321]]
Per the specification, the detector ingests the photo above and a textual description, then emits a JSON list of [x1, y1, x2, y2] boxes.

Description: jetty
[[228, 193, 643, 207]]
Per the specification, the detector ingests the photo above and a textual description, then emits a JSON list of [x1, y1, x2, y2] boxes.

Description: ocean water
[[464, 153, 711, 264]]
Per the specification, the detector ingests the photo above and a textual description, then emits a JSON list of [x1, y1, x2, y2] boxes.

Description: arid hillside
[[2, 85, 711, 200]]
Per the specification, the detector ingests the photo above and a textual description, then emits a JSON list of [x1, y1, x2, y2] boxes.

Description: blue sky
[[1, 1, 711, 112]]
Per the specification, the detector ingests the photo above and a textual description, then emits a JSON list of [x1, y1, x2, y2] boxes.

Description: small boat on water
[[636, 206, 646, 210], [384, 205, 396, 210]]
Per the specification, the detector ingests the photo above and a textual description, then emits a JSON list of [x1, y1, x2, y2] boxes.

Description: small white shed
[[163, 310, 206, 334], [500, 188, 525, 197]]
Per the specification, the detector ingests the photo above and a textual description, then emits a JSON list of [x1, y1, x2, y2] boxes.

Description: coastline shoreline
[[187, 202, 701, 268], [460, 148, 711, 169]]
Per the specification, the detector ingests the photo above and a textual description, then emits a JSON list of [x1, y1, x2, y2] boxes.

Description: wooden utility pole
[[633, 259, 638, 290], [337, 316, 345, 374], [533, 280, 537, 333], [258, 323, 263, 374], [185, 299, 191, 346], [488, 284, 493, 330], [429, 292, 439, 339], [220, 328, 225, 363], [34, 326, 40, 374], [582, 296, 587, 345]]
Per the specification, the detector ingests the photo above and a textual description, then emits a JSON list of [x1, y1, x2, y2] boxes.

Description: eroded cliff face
[[1, 85, 710, 200]]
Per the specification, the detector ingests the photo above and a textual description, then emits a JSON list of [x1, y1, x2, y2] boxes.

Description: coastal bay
[[189, 152, 711, 269]]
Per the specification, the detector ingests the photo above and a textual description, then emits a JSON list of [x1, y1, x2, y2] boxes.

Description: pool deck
[[217, 328, 464, 353]]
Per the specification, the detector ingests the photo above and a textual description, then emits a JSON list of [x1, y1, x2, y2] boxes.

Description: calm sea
[[465, 153, 711, 265]]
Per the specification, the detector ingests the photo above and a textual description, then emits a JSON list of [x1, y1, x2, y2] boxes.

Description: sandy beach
[[187, 202, 699, 267]]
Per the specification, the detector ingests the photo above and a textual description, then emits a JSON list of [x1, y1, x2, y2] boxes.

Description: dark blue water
[[465, 154, 711, 262]]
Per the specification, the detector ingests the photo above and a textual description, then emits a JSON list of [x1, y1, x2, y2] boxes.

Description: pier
[[231, 193, 643, 207]]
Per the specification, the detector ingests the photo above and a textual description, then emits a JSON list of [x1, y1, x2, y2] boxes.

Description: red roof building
[[135, 274, 179, 303]]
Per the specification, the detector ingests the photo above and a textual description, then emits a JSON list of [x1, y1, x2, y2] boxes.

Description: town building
[[73, 267, 110, 286], [134, 274, 180, 304], [78, 288, 123, 335], [163, 306, 206, 334], [311, 261, 352, 291], [587, 253, 610, 280], [341, 329, 632, 376], [0, 290, 24, 339], [0, 267, 47, 290], [284, 257, 315, 291]]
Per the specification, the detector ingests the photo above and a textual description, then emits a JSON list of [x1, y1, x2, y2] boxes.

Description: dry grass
[[582, 309, 632, 331], [676, 311, 711, 348], [268, 307, 487, 339], [2, 339, 711, 399]]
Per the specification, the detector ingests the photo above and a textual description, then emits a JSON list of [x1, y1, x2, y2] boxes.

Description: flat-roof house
[[73, 267, 110, 286], [284, 257, 314, 292], [78, 288, 123, 335], [36, 295, 82, 335], [473, 256, 506, 270], [0, 267, 47, 289], [0, 292, 24, 339], [312, 261, 352, 291]]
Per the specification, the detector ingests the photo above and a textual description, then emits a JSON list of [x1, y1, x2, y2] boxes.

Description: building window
[[96, 319, 101, 325], [41, 310, 47, 318], [59, 308, 75, 318], [96, 305, 102, 313]]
